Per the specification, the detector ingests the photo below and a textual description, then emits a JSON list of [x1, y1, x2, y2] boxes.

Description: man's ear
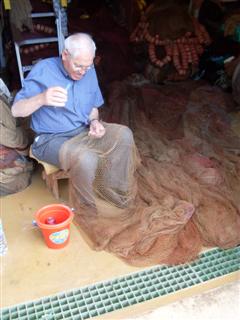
[[62, 49, 68, 61]]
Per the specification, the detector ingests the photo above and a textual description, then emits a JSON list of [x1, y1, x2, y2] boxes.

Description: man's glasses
[[71, 62, 93, 72], [66, 50, 93, 72]]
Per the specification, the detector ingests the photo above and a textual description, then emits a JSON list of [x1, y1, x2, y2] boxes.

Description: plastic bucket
[[35, 204, 74, 249]]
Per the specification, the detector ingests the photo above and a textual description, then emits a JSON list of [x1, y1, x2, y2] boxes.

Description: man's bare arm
[[88, 107, 99, 122], [12, 93, 45, 117], [12, 86, 68, 118]]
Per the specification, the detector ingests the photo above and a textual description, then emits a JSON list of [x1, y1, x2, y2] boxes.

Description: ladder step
[[18, 37, 58, 46], [30, 12, 55, 18]]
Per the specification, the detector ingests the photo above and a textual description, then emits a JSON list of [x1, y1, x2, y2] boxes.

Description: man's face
[[62, 49, 94, 80]]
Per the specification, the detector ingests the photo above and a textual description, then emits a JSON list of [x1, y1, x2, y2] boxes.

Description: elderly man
[[12, 33, 138, 209]]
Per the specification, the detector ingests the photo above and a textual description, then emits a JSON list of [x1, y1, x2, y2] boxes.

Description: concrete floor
[[1, 167, 139, 308], [125, 281, 240, 320], [1, 166, 239, 319]]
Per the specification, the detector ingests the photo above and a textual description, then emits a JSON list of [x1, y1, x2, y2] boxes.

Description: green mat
[[1, 247, 239, 320]]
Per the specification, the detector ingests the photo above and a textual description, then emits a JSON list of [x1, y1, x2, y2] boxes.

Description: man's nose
[[78, 69, 86, 75]]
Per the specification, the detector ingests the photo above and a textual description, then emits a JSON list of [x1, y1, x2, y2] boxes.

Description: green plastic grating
[[1, 247, 239, 320]]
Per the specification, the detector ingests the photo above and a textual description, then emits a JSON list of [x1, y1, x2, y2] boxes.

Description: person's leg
[[97, 124, 137, 207], [109, 125, 135, 190], [31, 134, 69, 167], [70, 149, 99, 206], [31, 127, 86, 167], [104, 125, 135, 189]]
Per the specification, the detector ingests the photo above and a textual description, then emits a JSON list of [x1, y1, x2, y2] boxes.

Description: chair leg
[[68, 179, 74, 207], [42, 170, 59, 199], [51, 176, 59, 200], [42, 170, 50, 189]]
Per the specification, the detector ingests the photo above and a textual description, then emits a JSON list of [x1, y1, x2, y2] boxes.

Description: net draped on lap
[[59, 121, 202, 267], [59, 123, 139, 209], [59, 79, 240, 267]]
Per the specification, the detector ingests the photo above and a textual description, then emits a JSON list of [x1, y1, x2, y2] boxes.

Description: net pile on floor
[[59, 79, 240, 267]]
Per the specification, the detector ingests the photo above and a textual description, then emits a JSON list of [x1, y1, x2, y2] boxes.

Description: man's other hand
[[88, 120, 105, 138]]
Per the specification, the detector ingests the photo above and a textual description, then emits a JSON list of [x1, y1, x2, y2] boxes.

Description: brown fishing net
[[59, 77, 240, 267], [60, 123, 139, 210], [59, 126, 201, 267]]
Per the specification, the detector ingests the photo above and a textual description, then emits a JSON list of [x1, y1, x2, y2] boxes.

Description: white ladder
[[14, 7, 66, 86]]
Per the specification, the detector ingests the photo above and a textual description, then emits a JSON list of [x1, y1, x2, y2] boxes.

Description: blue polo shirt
[[14, 57, 104, 134]]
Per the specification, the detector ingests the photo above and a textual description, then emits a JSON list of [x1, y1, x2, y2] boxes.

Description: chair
[[29, 147, 72, 201]]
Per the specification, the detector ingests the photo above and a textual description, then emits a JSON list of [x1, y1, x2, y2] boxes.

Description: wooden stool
[[29, 148, 72, 201]]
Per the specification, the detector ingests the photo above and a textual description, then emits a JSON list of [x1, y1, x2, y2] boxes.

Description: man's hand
[[43, 86, 68, 107], [88, 120, 105, 138]]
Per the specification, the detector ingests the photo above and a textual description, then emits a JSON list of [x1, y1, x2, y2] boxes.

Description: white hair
[[64, 33, 96, 58]]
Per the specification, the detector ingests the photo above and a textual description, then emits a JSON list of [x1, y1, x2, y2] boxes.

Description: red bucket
[[35, 204, 74, 249]]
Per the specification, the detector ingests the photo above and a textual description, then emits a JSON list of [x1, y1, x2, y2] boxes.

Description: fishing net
[[59, 123, 139, 210], [59, 78, 240, 267], [59, 122, 202, 266]]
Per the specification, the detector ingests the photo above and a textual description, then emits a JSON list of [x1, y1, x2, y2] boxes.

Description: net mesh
[[60, 123, 139, 210], [59, 79, 240, 267]]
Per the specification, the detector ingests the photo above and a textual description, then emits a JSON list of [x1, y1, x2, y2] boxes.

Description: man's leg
[[97, 124, 137, 207], [32, 135, 68, 167], [108, 125, 135, 191], [31, 127, 86, 167], [70, 150, 99, 206]]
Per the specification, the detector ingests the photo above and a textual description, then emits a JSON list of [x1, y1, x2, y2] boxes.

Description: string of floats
[[130, 14, 211, 75]]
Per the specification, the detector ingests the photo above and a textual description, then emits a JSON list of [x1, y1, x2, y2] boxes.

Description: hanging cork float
[[130, 1, 211, 78]]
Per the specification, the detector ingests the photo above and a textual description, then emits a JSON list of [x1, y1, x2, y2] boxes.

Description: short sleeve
[[13, 61, 46, 103]]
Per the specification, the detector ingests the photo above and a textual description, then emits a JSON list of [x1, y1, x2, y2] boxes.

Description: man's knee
[[75, 150, 98, 171], [119, 126, 134, 146]]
